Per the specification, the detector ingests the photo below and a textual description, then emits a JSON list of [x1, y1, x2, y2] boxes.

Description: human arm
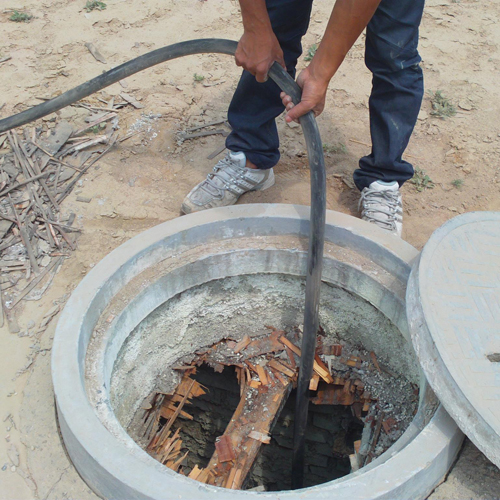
[[235, 0, 285, 83], [281, 0, 382, 122]]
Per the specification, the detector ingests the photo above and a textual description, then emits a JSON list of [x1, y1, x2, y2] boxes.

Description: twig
[[74, 113, 117, 136], [186, 119, 226, 133], [0, 235, 20, 252], [157, 379, 196, 448], [16, 137, 60, 211], [8, 195, 39, 274], [57, 133, 118, 203], [29, 141, 82, 172], [119, 130, 142, 143], [10, 257, 63, 308], [0, 172, 49, 198], [43, 219, 81, 233]]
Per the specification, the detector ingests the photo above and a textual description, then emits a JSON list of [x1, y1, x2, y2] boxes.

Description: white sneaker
[[359, 181, 403, 237], [181, 152, 275, 214]]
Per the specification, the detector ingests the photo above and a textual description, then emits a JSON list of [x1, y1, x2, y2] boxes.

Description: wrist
[[307, 45, 344, 85], [304, 63, 331, 90]]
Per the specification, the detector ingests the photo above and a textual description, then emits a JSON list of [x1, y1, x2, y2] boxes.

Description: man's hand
[[280, 67, 328, 123], [235, 30, 285, 83]]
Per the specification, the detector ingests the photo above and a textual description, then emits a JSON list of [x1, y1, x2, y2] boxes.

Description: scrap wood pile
[[139, 327, 418, 489], [0, 98, 141, 330]]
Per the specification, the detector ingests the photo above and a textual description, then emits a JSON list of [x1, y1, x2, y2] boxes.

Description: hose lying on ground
[[0, 38, 326, 489]]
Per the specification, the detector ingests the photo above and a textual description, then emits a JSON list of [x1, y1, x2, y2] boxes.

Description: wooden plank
[[255, 364, 269, 386], [268, 359, 295, 378], [215, 435, 236, 463], [248, 431, 271, 444], [309, 373, 320, 391], [324, 344, 343, 356], [279, 337, 334, 383], [243, 330, 285, 359], [188, 465, 202, 480], [231, 469, 242, 490], [269, 367, 288, 386], [225, 466, 238, 489], [233, 334, 251, 354], [285, 346, 296, 369], [156, 378, 195, 448], [203, 375, 292, 488]]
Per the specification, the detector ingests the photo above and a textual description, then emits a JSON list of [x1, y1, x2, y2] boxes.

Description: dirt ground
[[1, 0, 499, 498]]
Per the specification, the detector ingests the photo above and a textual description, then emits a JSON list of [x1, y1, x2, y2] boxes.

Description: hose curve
[[0, 38, 325, 489]]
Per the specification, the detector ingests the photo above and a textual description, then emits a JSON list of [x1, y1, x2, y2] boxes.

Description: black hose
[[270, 65, 326, 490], [0, 38, 325, 489]]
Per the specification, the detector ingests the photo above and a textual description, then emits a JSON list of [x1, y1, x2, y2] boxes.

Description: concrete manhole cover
[[407, 211, 500, 468]]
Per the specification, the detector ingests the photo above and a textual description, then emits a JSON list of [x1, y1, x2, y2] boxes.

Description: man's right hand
[[235, 29, 285, 83]]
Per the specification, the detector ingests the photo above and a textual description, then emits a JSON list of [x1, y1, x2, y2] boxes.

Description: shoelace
[[359, 189, 400, 231], [200, 155, 241, 197]]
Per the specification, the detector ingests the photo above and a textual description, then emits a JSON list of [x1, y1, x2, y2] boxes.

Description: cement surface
[[111, 274, 418, 431], [408, 212, 500, 468], [51, 205, 463, 500]]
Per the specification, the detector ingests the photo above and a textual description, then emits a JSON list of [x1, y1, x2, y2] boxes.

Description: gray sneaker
[[359, 180, 403, 237], [181, 152, 275, 214]]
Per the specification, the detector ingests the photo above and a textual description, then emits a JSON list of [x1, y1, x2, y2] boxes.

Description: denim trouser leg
[[226, 0, 314, 170], [353, 0, 425, 191]]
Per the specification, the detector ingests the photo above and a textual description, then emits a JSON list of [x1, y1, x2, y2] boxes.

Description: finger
[[286, 102, 294, 111], [285, 101, 312, 123], [255, 73, 268, 83], [255, 64, 269, 83]]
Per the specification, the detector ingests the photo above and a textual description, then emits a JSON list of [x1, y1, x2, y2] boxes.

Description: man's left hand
[[280, 67, 328, 123]]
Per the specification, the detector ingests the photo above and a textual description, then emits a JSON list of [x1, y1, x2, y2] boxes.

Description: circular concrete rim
[[407, 211, 500, 468], [52, 204, 463, 500]]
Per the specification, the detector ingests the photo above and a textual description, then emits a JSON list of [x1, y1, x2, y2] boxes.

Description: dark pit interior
[[167, 364, 361, 490]]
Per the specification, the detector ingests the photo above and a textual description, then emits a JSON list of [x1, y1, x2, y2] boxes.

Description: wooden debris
[[256, 364, 269, 386], [309, 373, 320, 391], [203, 371, 292, 488], [188, 465, 202, 480], [324, 344, 343, 356], [370, 351, 382, 372], [85, 42, 107, 64], [120, 92, 145, 109], [243, 330, 285, 359], [278, 337, 334, 383], [248, 430, 271, 444], [267, 359, 295, 378], [138, 328, 404, 489], [382, 417, 397, 435], [10, 257, 63, 308], [233, 334, 251, 354], [215, 435, 236, 463], [349, 453, 360, 472]]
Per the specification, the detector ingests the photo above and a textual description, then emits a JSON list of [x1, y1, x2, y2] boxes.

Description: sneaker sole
[[181, 170, 275, 215], [253, 170, 275, 191]]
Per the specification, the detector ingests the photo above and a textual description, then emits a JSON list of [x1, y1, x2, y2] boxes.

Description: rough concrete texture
[[111, 274, 419, 429], [408, 212, 500, 468], [51, 205, 462, 500]]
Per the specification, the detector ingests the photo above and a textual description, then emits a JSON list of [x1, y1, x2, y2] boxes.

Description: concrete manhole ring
[[52, 204, 463, 500]]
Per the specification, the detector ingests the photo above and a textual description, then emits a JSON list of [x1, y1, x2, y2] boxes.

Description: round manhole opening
[[53, 205, 463, 500], [109, 274, 420, 490]]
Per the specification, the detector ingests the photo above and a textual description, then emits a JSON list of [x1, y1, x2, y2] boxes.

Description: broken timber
[[202, 370, 292, 489]]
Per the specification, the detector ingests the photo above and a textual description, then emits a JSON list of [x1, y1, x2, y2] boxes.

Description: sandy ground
[[0, 0, 499, 498]]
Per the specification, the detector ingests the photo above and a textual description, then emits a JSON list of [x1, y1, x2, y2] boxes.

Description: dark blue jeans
[[226, 0, 425, 191]]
